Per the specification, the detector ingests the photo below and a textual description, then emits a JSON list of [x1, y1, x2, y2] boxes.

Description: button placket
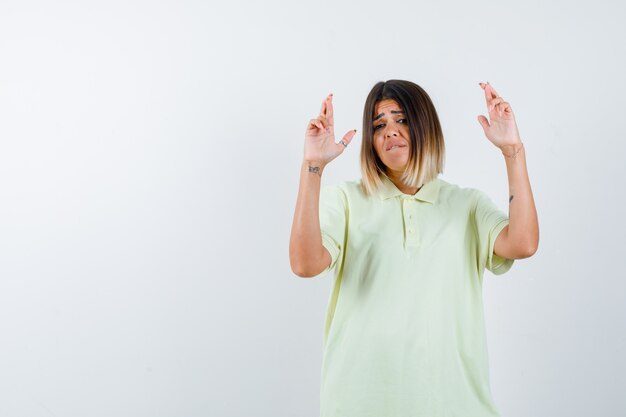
[[403, 198, 420, 246]]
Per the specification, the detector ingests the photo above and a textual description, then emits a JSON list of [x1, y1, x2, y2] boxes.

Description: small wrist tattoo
[[308, 165, 321, 176], [509, 194, 514, 203]]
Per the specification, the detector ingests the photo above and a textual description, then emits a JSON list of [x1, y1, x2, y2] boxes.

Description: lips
[[385, 142, 407, 151]]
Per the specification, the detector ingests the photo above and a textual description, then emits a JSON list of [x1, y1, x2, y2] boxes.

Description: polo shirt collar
[[378, 175, 440, 203]]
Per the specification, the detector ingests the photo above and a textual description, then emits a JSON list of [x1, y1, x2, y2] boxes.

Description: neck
[[387, 170, 421, 195]]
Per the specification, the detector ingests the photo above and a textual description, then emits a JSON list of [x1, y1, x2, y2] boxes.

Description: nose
[[384, 127, 398, 138]]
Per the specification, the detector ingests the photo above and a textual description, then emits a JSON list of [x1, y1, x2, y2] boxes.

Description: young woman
[[289, 79, 539, 417]]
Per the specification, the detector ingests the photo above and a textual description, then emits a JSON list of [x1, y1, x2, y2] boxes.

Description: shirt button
[[408, 228, 414, 234]]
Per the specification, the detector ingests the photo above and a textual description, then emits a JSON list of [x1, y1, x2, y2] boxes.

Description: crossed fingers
[[309, 115, 330, 131], [309, 93, 334, 132], [480, 82, 511, 115], [320, 93, 334, 125]]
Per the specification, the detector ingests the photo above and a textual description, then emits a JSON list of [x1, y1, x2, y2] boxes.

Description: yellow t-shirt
[[315, 175, 513, 417]]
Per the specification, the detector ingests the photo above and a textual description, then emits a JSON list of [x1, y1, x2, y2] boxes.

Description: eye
[[373, 119, 406, 131]]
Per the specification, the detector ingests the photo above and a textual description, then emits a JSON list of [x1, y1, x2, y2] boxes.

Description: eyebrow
[[373, 110, 404, 122]]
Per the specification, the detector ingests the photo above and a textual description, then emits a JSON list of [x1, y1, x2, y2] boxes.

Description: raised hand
[[304, 93, 357, 166], [477, 82, 522, 149]]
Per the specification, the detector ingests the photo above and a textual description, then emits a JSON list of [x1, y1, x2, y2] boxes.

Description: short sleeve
[[472, 189, 514, 275], [311, 184, 348, 278]]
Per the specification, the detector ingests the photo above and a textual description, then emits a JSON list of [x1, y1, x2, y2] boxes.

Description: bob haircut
[[360, 79, 446, 196]]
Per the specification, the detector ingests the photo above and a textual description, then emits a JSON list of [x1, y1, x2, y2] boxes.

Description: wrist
[[302, 160, 327, 176], [499, 142, 524, 160]]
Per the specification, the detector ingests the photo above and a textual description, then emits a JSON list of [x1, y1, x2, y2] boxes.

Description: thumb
[[477, 115, 490, 132], [335, 129, 357, 152]]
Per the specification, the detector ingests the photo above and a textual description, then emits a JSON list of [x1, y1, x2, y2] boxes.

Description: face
[[372, 99, 410, 175]]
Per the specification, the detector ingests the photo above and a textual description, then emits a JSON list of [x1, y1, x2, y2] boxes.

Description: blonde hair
[[360, 80, 446, 196]]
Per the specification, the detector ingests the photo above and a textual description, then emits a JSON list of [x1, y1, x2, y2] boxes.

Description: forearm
[[289, 160, 331, 276], [501, 142, 539, 254]]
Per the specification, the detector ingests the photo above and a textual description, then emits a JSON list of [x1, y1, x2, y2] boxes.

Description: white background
[[1, 0, 624, 416]]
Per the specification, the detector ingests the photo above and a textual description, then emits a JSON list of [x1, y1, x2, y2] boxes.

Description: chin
[[382, 160, 409, 172]]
